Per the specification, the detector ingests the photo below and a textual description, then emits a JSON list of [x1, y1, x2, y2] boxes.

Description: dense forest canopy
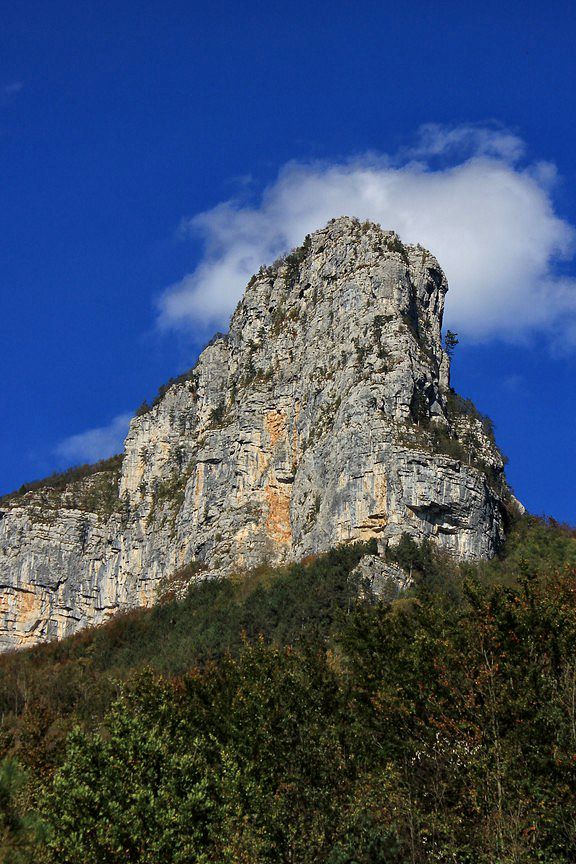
[[1, 515, 576, 863]]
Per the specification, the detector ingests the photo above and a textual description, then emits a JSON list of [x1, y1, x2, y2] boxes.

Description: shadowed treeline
[[1, 517, 576, 862]]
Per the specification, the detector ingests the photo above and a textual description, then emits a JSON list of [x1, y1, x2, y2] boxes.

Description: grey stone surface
[[352, 555, 411, 602], [0, 217, 507, 650]]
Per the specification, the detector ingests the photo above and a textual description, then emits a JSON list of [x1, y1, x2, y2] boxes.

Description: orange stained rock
[[264, 409, 286, 448], [5, 588, 46, 642], [264, 478, 292, 544], [15, 588, 42, 617], [192, 463, 204, 510]]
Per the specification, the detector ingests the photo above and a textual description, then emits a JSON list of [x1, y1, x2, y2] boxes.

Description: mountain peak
[[0, 220, 507, 649]]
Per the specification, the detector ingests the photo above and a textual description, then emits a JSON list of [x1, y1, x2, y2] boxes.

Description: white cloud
[[55, 413, 132, 465], [158, 125, 576, 344], [406, 123, 527, 163]]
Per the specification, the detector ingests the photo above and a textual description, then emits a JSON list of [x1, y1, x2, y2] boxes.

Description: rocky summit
[[0, 217, 509, 650]]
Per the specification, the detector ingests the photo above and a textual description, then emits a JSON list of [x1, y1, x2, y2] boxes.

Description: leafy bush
[[446, 390, 496, 441], [283, 233, 312, 285]]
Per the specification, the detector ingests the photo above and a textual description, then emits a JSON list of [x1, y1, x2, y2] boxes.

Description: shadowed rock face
[[0, 217, 507, 650]]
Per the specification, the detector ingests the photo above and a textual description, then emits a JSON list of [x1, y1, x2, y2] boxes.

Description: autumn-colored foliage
[[2, 517, 576, 862]]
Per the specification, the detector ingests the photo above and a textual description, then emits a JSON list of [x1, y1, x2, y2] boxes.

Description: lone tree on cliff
[[445, 330, 459, 360]]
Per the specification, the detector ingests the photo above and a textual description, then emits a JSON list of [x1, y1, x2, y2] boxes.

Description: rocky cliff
[[0, 217, 508, 650]]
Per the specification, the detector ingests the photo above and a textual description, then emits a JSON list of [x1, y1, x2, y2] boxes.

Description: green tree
[[0, 758, 44, 864], [186, 642, 358, 864], [42, 672, 214, 864], [444, 329, 459, 359]]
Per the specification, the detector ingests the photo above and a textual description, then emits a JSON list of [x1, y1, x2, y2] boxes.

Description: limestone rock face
[[0, 217, 507, 650], [352, 555, 411, 602]]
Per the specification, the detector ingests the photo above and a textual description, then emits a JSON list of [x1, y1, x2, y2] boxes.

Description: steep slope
[[0, 217, 507, 649]]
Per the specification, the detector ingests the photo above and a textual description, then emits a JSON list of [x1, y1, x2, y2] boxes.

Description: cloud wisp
[[1, 81, 23, 102], [55, 413, 132, 465], [158, 124, 576, 345]]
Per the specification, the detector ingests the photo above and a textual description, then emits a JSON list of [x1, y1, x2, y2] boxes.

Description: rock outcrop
[[0, 217, 508, 650]]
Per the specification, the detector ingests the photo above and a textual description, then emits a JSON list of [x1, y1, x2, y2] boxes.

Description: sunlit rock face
[[0, 217, 507, 650]]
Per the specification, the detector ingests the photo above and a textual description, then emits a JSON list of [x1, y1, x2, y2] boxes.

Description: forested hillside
[[2, 515, 576, 863]]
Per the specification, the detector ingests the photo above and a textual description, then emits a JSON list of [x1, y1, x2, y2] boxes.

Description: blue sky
[[2, 0, 576, 522]]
